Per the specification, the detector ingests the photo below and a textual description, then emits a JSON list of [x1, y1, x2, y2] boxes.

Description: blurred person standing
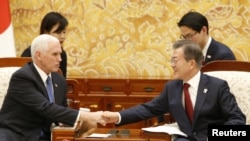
[[21, 11, 68, 78]]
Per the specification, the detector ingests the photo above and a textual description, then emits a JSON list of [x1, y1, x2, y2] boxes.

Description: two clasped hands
[[77, 111, 120, 137]]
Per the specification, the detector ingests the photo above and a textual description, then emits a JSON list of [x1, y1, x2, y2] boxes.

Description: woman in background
[[21, 11, 68, 78]]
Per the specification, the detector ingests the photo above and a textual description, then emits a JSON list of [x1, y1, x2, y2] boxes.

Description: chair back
[[0, 57, 32, 108], [201, 60, 250, 124]]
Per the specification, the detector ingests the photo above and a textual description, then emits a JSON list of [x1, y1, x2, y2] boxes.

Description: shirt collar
[[202, 36, 212, 58], [185, 71, 201, 89], [33, 63, 51, 85]]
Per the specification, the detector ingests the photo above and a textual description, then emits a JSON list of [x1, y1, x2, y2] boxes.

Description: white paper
[[141, 122, 187, 137], [52, 126, 75, 130], [86, 133, 111, 138]]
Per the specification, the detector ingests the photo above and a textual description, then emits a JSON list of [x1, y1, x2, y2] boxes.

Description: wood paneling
[[70, 76, 172, 129]]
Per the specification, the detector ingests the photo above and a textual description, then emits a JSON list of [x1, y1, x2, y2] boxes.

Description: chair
[[0, 57, 32, 67], [201, 60, 250, 124], [0, 57, 32, 108]]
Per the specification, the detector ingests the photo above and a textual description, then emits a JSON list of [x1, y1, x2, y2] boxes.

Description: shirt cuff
[[73, 112, 81, 129], [115, 112, 121, 124]]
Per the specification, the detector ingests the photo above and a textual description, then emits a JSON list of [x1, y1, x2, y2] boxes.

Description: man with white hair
[[0, 34, 106, 141]]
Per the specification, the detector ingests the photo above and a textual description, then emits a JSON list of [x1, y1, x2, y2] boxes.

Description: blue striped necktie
[[46, 76, 54, 103]]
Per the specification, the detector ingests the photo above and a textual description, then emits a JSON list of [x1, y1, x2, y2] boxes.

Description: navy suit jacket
[[118, 73, 245, 141], [0, 62, 78, 141], [204, 38, 236, 65]]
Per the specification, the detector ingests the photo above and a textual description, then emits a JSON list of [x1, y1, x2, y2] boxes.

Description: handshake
[[75, 111, 120, 137]]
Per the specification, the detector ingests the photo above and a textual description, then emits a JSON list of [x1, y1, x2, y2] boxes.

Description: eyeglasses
[[170, 58, 178, 65], [180, 32, 197, 40]]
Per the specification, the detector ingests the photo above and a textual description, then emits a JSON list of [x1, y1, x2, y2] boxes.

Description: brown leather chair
[[0, 57, 32, 67], [201, 60, 250, 72]]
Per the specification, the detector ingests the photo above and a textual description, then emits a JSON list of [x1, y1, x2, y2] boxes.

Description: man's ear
[[190, 59, 196, 69], [36, 51, 42, 61], [201, 26, 208, 34]]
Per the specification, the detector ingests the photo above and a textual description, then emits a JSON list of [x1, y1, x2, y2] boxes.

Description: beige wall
[[10, 0, 250, 77]]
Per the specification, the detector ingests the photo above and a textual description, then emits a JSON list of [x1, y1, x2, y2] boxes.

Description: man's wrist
[[115, 112, 121, 124]]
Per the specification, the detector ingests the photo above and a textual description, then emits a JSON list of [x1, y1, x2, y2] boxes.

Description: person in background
[[102, 40, 245, 141], [177, 11, 236, 65], [21, 11, 68, 78], [0, 34, 106, 141]]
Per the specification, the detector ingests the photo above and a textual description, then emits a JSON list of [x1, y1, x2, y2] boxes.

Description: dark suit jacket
[[204, 38, 236, 65], [118, 73, 246, 141], [0, 62, 78, 141], [21, 46, 67, 78]]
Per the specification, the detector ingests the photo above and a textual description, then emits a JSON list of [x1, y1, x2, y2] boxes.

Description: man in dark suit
[[0, 34, 106, 141], [102, 40, 245, 141], [177, 11, 236, 65]]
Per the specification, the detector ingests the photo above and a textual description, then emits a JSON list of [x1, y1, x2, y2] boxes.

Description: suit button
[[192, 132, 196, 135]]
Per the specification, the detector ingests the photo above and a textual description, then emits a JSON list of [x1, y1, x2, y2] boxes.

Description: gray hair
[[30, 34, 59, 60], [173, 39, 203, 68]]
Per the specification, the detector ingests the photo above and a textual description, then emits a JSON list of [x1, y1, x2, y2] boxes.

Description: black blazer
[[0, 62, 78, 141], [21, 46, 67, 78], [118, 73, 245, 141], [204, 38, 236, 65]]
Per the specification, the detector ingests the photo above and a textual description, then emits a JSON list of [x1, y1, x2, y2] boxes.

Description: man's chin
[[52, 68, 61, 73], [172, 75, 180, 80]]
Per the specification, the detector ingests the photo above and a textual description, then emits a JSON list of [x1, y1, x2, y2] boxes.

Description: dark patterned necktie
[[183, 83, 193, 123], [46, 76, 54, 103]]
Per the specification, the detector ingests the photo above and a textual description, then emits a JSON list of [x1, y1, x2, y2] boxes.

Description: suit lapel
[[193, 74, 209, 126], [29, 63, 57, 102], [51, 72, 60, 104], [29, 63, 48, 98], [205, 38, 215, 63], [172, 81, 193, 133]]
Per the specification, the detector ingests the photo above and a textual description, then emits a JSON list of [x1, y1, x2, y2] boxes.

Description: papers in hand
[[141, 122, 187, 137]]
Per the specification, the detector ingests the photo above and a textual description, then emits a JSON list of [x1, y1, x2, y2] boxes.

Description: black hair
[[177, 11, 209, 34], [40, 11, 68, 34]]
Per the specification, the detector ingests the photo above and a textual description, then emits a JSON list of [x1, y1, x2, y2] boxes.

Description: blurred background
[[9, 0, 250, 77]]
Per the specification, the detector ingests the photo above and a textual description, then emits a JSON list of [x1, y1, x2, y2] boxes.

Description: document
[[141, 122, 187, 137], [86, 133, 111, 138]]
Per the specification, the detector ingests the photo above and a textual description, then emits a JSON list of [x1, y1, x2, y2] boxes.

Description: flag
[[0, 0, 16, 57]]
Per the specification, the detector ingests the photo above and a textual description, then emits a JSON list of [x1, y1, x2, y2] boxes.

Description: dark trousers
[[0, 128, 25, 141], [0, 128, 44, 141]]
